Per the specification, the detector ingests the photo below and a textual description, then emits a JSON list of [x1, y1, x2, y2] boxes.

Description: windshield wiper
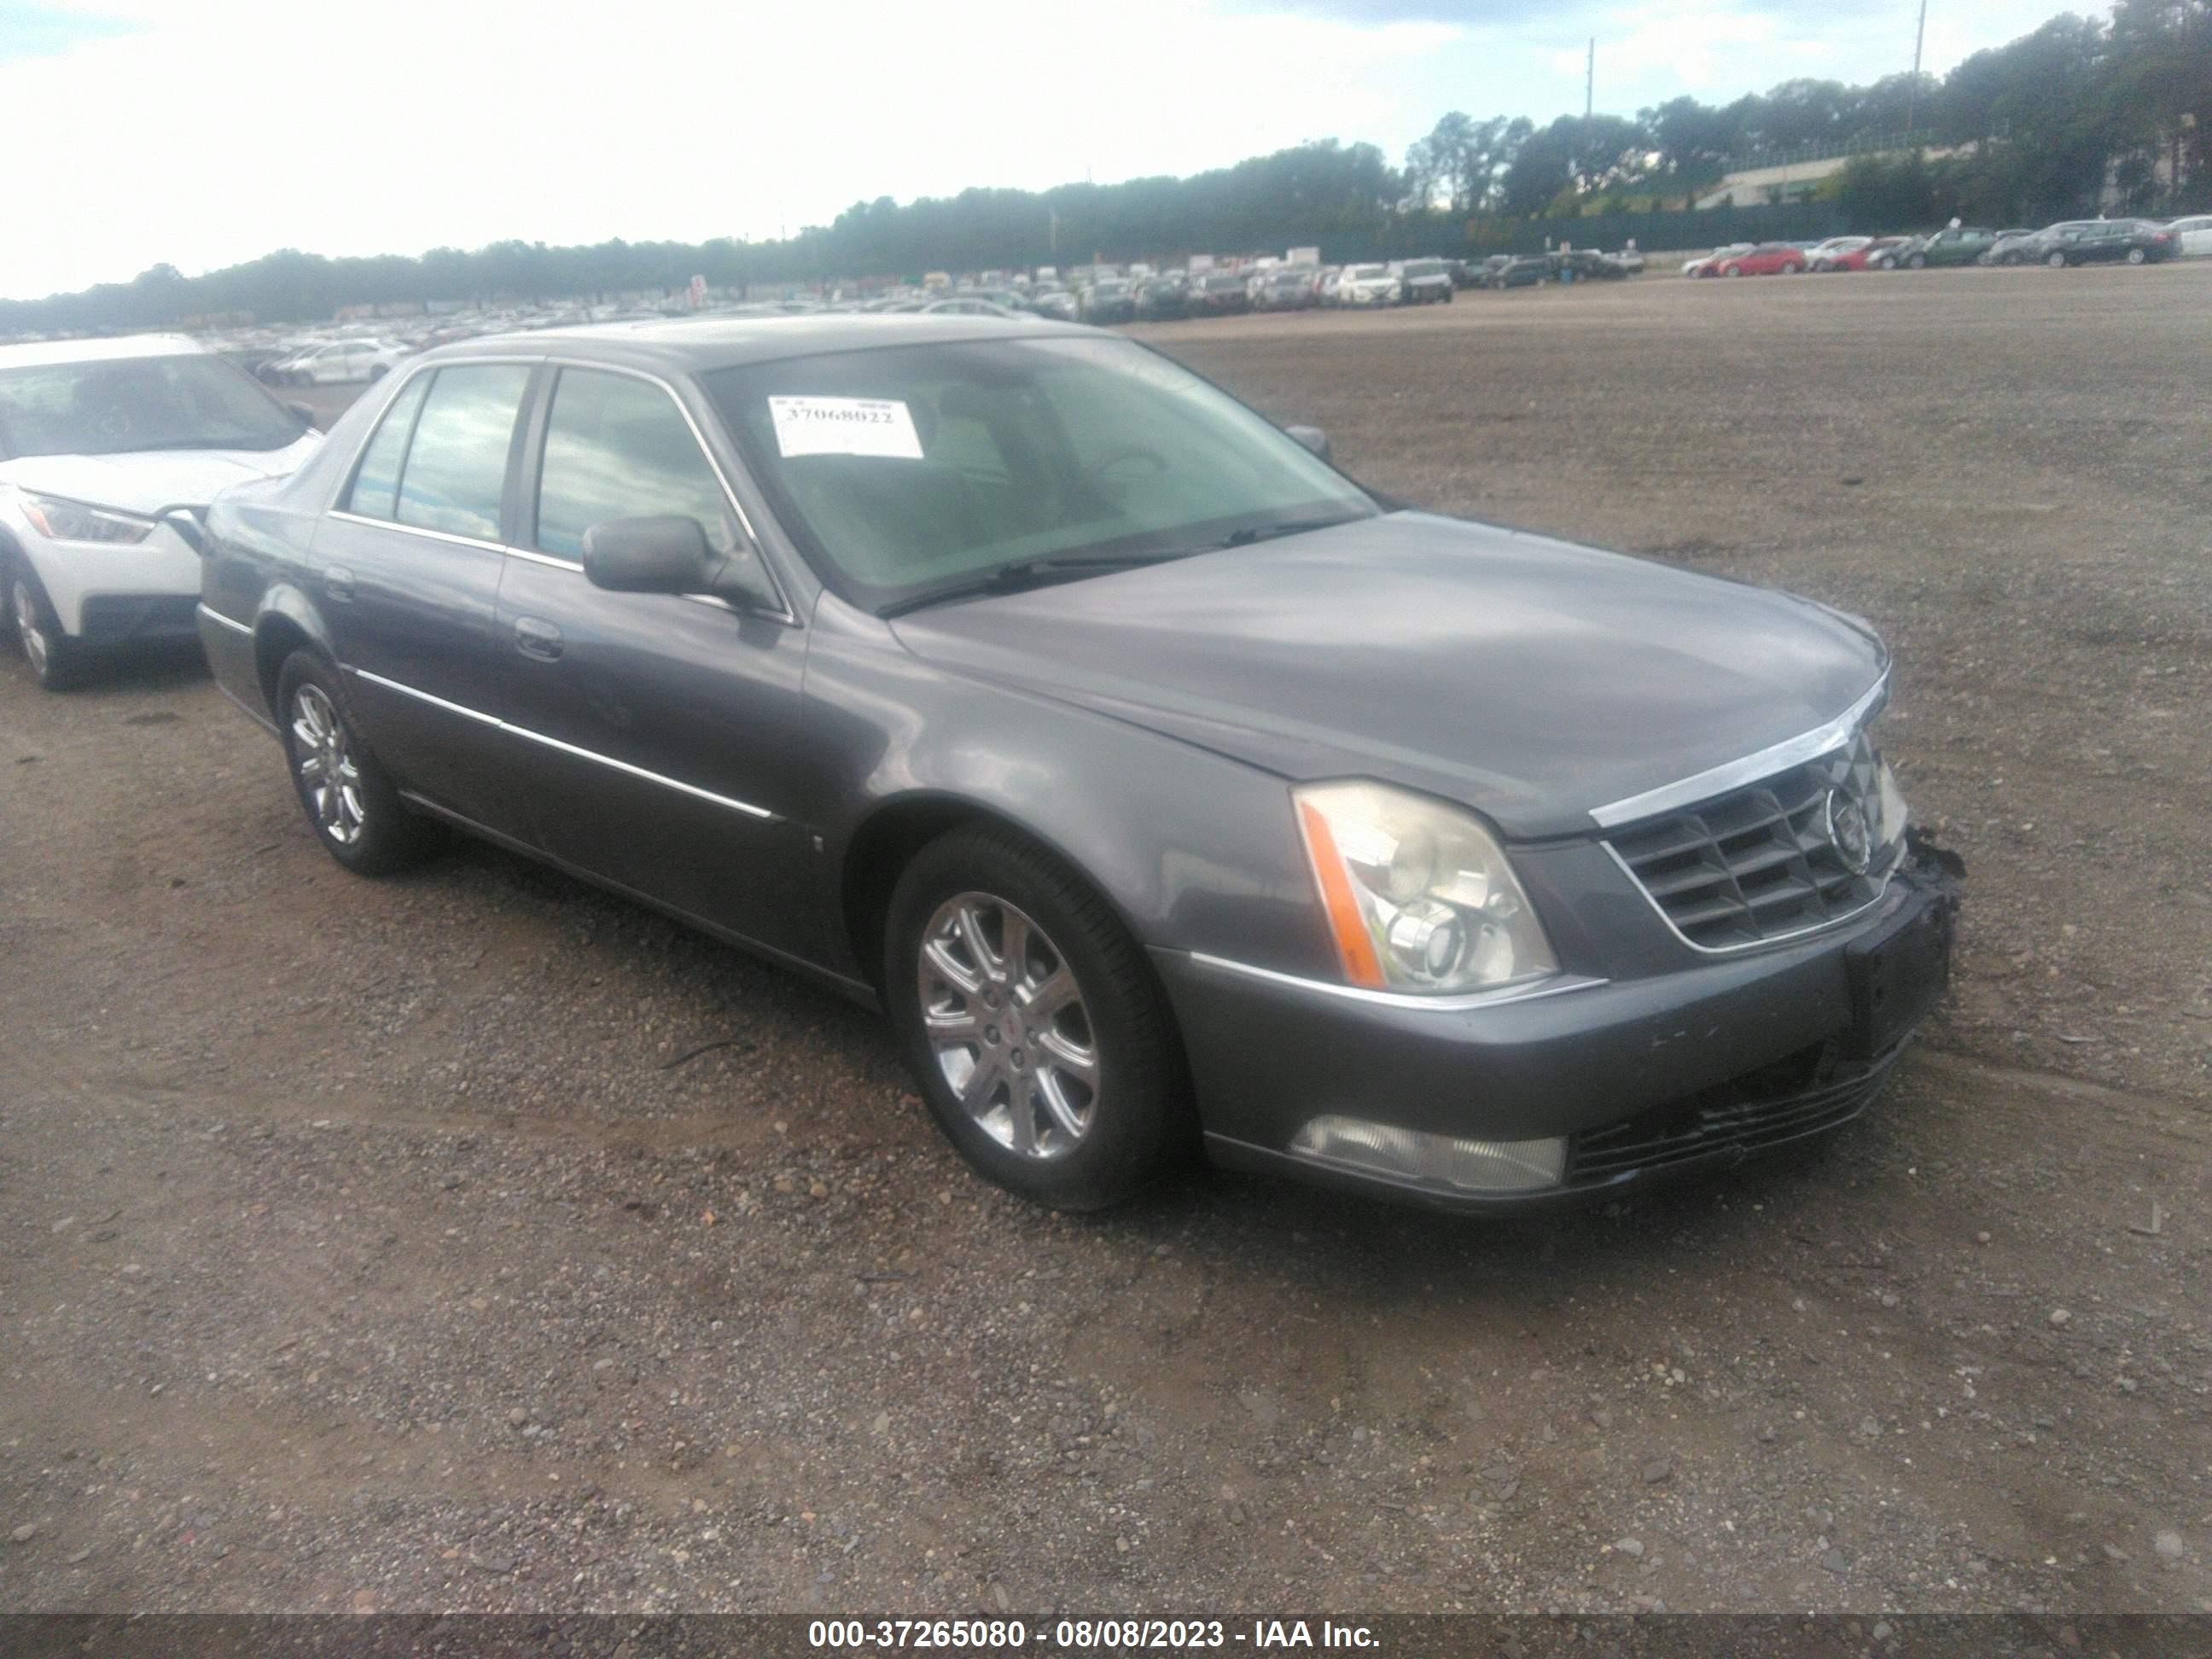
[[1220, 513, 1362, 548], [880, 550, 1196, 617]]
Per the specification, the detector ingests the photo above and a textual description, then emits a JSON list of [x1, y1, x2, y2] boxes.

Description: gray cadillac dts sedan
[[189, 315, 1960, 1212]]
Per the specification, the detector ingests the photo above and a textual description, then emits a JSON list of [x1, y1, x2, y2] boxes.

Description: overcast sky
[[7, 0, 2080, 300]]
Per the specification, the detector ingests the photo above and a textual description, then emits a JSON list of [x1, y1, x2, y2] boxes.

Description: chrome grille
[[1604, 731, 1895, 951]]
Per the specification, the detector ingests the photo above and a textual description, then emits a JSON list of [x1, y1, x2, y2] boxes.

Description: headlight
[[1294, 781, 1558, 994], [20, 493, 155, 544]]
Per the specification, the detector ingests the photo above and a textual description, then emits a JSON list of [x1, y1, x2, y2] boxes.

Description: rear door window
[[394, 364, 531, 542]]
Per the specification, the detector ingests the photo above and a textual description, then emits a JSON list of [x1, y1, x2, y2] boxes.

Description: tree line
[[4, 0, 2203, 336]]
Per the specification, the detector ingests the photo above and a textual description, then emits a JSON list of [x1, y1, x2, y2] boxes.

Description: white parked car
[[1806, 236, 1874, 271], [0, 335, 321, 689], [2166, 215, 2212, 257], [1681, 244, 1754, 277], [266, 338, 410, 386], [1333, 263, 1401, 306]]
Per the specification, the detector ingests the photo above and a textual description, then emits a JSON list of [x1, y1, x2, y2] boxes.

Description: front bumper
[[21, 524, 203, 638], [1160, 847, 1961, 1211]]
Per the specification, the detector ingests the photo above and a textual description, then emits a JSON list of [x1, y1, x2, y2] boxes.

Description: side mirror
[[285, 401, 319, 430], [581, 515, 778, 610], [1286, 425, 1332, 464], [160, 506, 210, 557], [582, 515, 716, 594]]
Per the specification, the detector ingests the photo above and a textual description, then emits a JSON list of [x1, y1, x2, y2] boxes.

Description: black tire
[[2046, 251, 2068, 268], [1906, 253, 1927, 270], [274, 649, 435, 875], [9, 562, 88, 691], [884, 823, 1191, 1211], [2125, 247, 2145, 265]]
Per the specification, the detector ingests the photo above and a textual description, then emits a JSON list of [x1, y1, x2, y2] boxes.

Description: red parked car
[[1714, 243, 1808, 276], [1828, 237, 1905, 272]]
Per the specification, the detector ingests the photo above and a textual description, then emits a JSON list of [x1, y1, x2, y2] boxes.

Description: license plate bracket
[[1842, 889, 1954, 1061]]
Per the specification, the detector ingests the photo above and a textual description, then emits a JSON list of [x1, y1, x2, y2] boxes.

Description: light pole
[[1906, 0, 1929, 137]]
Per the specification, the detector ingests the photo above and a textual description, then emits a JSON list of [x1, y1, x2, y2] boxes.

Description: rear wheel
[[886, 824, 1190, 1211], [9, 566, 86, 691], [2046, 250, 2068, 268], [1906, 253, 1928, 270], [1725, 265, 1744, 277], [276, 651, 435, 874], [2125, 247, 2146, 265]]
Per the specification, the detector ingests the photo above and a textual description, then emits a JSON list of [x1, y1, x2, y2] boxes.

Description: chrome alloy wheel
[[917, 893, 1099, 1159], [12, 579, 49, 678], [289, 683, 366, 846]]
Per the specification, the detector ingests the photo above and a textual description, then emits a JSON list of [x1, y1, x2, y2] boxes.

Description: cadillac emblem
[[1824, 786, 1874, 875]]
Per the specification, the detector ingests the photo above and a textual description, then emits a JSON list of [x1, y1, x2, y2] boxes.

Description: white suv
[[1, 335, 321, 690]]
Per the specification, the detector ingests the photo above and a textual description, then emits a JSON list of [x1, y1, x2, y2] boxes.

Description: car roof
[[424, 313, 1097, 374], [0, 332, 209, 370]]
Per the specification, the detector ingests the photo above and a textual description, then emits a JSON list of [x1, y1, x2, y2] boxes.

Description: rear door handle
[[323, 564, 356, 602], [513, 615, 563, 661]]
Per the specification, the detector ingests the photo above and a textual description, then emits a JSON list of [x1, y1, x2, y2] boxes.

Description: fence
[[1720, 131, 1940, 176]]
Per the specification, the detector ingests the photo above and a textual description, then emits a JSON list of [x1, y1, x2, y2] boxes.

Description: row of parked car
[[1685, 214, 2212, 276], [888, 249, 1650, 327]]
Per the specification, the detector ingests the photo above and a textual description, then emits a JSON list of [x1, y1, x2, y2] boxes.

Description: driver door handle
[[323, 564, 356, 602], [513, 615, 563, 661]]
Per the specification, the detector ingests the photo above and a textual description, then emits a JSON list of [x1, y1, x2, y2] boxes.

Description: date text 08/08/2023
[[806, 1619, 1381, 1650]]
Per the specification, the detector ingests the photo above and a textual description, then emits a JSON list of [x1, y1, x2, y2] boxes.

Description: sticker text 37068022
[[768, 396, 924, 460]]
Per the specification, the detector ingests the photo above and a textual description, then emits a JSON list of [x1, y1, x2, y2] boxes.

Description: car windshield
[[1347, 265, 1387, 279], [1402, 260, 1445, 276], [705, 335, 1376, 613], [0, 354, 306, 460]]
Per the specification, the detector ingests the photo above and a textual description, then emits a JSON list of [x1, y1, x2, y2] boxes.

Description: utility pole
[[1585, 38, 1594, 119], [1906, 0, 1928, 136]]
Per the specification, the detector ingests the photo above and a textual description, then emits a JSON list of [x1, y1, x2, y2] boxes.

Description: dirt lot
[[3, 266, 2209, 1617]]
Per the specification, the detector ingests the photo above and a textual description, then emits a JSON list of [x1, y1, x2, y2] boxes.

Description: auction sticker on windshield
[[769, 395, 923, 459]]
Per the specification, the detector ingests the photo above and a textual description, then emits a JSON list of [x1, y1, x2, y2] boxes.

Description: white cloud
[[6, 0, 1457, 298], [7, 0, 2092, 300]]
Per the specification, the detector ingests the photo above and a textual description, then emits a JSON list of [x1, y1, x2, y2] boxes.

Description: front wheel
[[9, 567, 86, 690], [1906, 253, 1927, 269], [276, 651, 435, 874], [886, 824, 1191, 1210]]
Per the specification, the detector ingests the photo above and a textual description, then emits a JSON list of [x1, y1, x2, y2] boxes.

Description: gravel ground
[[2, 265, 2209, 1616]]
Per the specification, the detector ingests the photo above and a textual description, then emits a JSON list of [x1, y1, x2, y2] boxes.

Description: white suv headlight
[[1295, 781, 1559, 994], [20, 493, 155, 545]]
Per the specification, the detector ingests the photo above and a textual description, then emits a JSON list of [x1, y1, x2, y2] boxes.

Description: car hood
[[0, 434, 322, 515], [889, 512, 1886, 840]]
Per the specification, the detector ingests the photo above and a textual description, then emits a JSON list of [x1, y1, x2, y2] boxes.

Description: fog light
[[1289, 1115, 1566, 1194]]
